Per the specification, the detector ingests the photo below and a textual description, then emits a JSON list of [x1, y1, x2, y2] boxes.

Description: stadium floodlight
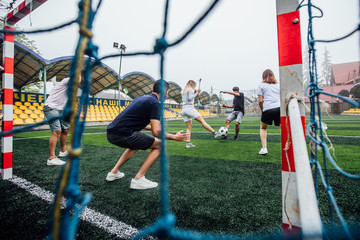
[[113, 42, 126, 113]]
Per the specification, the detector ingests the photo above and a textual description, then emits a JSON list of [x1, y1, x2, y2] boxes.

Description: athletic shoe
[[106, 171, 125, 181], [259, 148, 268, 155], [234, 136, 239, 141], [130, 176, 158, 190], [214, 131, 222, 138], [186, 142, 196, 148], [58, 150, 68, 157], [219, 136, 228, 140], [47, 157, 66, 166]]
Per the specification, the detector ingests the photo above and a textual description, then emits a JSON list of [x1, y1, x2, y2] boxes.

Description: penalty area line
[[7, 175, 145, 239]]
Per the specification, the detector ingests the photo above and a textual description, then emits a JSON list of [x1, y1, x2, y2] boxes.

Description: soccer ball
[[219, 126, 228, 136]]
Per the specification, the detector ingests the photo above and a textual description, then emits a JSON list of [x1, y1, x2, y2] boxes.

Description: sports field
[[0, 115, 359, 239]]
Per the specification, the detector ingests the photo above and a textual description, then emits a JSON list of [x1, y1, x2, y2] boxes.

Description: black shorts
[[107, 131, 155, 150], [261, 107, 280, 126]]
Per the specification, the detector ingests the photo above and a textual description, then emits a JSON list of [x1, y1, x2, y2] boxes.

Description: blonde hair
[[262, 69, 278, 84], [181, 80, 196, 94]]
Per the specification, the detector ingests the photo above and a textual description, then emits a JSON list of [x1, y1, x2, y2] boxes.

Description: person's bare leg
[[186, 120, 192, 142], [48, 130, 61, 160], [134, 139, 161, 179], [111, 149, 138, 174], [235, 122, 240, 137], [225, 120, 230, 129], [195, 115, 214, 133], [260, 121, 268, 149], [59, 129, 69, 153]]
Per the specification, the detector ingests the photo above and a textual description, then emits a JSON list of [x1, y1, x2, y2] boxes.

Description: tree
[[0, 0, 18, 12], [0, 21, 41, 55], [320, 46, 333, 86], [0, 17, 42, 92]]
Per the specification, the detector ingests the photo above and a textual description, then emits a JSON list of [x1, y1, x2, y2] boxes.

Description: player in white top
[[181, 80, 221, 148], [43, 74, 84, 165], [256, 69, 280, 155]]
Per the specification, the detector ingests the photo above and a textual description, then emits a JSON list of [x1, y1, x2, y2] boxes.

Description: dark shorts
[[107, 131, 155, 150], [261, 107, 280, 126]]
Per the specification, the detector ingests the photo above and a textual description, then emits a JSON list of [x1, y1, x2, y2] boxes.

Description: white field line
[[7, 175, 143, 239]]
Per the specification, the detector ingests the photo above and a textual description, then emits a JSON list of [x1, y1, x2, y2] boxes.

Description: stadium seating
[[1, 100, 216, 126], [10, 102, 46, 125], [343, 108, 360, 114]]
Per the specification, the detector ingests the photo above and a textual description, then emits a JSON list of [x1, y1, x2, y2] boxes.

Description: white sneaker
[[47, 157, 66, 166], [106, 171, 125, 181], [58, 150, 68, 157], [186, 142, 196, 148], [214, 131, 222, 138], [259, 148, 268, 155], [130, 176, 158, 190]]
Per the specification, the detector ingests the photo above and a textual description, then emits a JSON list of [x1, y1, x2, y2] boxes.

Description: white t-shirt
[[44, 77, 70, 110], [256, 82, 280, 112], [182, 90, 196, 108]]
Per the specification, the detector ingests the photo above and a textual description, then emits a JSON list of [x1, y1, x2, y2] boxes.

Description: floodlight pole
[[43, 67, 47, 102], [197, 78, 201, 110], [113, 42, 126, 114]]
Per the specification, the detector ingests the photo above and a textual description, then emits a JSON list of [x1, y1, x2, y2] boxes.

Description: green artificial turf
[[0, 115, 359, 239]]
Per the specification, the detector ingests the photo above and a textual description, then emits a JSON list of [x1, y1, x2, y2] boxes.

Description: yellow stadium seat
[[39, 113, 45, 118], [19, 105, 26, 110], [13, 114, 19, 119], [24, 109, 32, 115], [19, 113, 28, 119], [14, 118, 24, 125], [38, 105, 44, 110], [34, 109, 41, 114], [30, 113, 38, 119], [14, 109, 22, 115], [25, 118, 34, 124], [35, 118, 43, 123], [29, 106, 36, 110], [33, 102, 39, 107], [24, 102, 31, 107], [14, 102, 22, 107]]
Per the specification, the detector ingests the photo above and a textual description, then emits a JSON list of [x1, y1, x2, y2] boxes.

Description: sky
[[1, 0, 359, 99]]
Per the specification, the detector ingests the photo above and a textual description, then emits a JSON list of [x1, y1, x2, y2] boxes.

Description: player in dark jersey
[[106, 80, 187, 190], [220, 86, 245, 141]]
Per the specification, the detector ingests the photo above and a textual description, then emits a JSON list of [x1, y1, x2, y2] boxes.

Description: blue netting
[[1, 0, 359, 239], [298, 0, 360, 239]]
